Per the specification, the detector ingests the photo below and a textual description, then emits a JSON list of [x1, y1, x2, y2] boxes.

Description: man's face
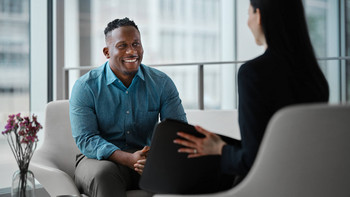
[[103, 26, 144, 77]]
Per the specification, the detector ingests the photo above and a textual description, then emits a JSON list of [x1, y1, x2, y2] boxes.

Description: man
[[69, 17, 187, 197]]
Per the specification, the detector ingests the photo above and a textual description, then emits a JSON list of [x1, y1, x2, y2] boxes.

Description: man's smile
[[123, 58, 138, 63]]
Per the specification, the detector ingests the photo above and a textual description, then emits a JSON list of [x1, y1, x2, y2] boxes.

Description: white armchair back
[[30, 100, 81, 196], [155, 103, 350, 197]]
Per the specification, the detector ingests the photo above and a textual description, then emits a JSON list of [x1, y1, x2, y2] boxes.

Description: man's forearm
[[108, 147, 150, 171], [108, 149, 135, 169]]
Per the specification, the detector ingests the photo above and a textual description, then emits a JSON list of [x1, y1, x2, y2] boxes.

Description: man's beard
[[123, 70, 138, 76]]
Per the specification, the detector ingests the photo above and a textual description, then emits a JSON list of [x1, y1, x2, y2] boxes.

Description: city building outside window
[[0, 0, 30, 189]]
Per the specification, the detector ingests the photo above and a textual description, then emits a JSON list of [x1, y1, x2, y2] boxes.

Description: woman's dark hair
[[250, 0, 329, 101]]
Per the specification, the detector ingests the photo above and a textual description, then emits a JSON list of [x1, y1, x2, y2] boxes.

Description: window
[[346, 0, 350, 101], [0, 0, 30, 188], [63, 0, 224, 109], [61, 0, 348, 109], [0, 0, 48, 189], [304, 0, 342, 103]]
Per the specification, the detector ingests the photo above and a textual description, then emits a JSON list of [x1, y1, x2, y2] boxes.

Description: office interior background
[[0, 0, 349, 190]]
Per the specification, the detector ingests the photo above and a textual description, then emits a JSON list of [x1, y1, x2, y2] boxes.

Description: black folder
[[139, 119, 236, 194]]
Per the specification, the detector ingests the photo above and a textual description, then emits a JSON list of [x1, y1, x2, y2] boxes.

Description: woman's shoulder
[[238, 49, 292, 88], [239, 50, 277, 74]]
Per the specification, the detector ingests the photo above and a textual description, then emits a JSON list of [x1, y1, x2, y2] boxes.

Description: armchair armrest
[[30, 150, 81, 197], [153, 190, 234, 197], [153, 191, 232, 197]]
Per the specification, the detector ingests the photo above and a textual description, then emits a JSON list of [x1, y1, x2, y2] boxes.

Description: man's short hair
[[104, 17, 139, 37]]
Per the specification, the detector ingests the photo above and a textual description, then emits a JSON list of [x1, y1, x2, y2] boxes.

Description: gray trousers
[[74, 152, 148, 197]]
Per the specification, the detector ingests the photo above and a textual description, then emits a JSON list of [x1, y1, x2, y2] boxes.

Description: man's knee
[[86, 160, 130, 196], [92, 160, 127, 183]]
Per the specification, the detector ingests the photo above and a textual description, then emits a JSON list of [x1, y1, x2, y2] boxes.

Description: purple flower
[[2, 113, 42, 170]]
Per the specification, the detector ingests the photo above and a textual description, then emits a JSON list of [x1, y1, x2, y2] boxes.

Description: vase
[[11, 169, 35, 197]]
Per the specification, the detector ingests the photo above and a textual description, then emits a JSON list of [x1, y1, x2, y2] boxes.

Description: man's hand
[[139, 145, 150, 157], [134, 159, 146, 175], [108, 146, 150, 170], [133, 146, 150, 175]]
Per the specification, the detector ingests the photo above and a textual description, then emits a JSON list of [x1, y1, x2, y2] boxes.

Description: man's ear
[[103, 47, 110, 59]]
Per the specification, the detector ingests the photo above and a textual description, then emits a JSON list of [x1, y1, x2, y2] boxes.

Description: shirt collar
[[136, 64, 145, 81], [106, 61, 145, 85], [106, 61, 118, 85]]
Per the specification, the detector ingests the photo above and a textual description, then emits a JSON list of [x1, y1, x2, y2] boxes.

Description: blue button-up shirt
[[70, 61, 187, 160]]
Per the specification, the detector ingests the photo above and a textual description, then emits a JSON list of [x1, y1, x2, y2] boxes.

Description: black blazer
[[221, 48, 329, 176]]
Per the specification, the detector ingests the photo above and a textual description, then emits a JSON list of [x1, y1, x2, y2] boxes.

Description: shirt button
[[118, 80, 121, 83], [126, 91, 128, 94], [126, 110, 130, 114], [126, 131, 130, 134]]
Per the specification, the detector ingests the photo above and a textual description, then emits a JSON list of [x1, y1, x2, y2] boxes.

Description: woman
[[174, 0, 329, 188]]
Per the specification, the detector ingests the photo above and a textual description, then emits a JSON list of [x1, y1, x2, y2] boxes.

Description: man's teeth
[[124, 59, 137, 63]]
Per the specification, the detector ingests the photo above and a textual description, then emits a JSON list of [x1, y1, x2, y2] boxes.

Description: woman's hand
[[173, 125, 227, 158]]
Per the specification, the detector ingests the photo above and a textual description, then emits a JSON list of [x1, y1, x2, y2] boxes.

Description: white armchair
[[155, 104, 350, 197], [30, 100, 150, 197]]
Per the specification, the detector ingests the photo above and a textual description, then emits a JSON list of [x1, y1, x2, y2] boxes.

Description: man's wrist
[[108, 150, 134, 168]]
